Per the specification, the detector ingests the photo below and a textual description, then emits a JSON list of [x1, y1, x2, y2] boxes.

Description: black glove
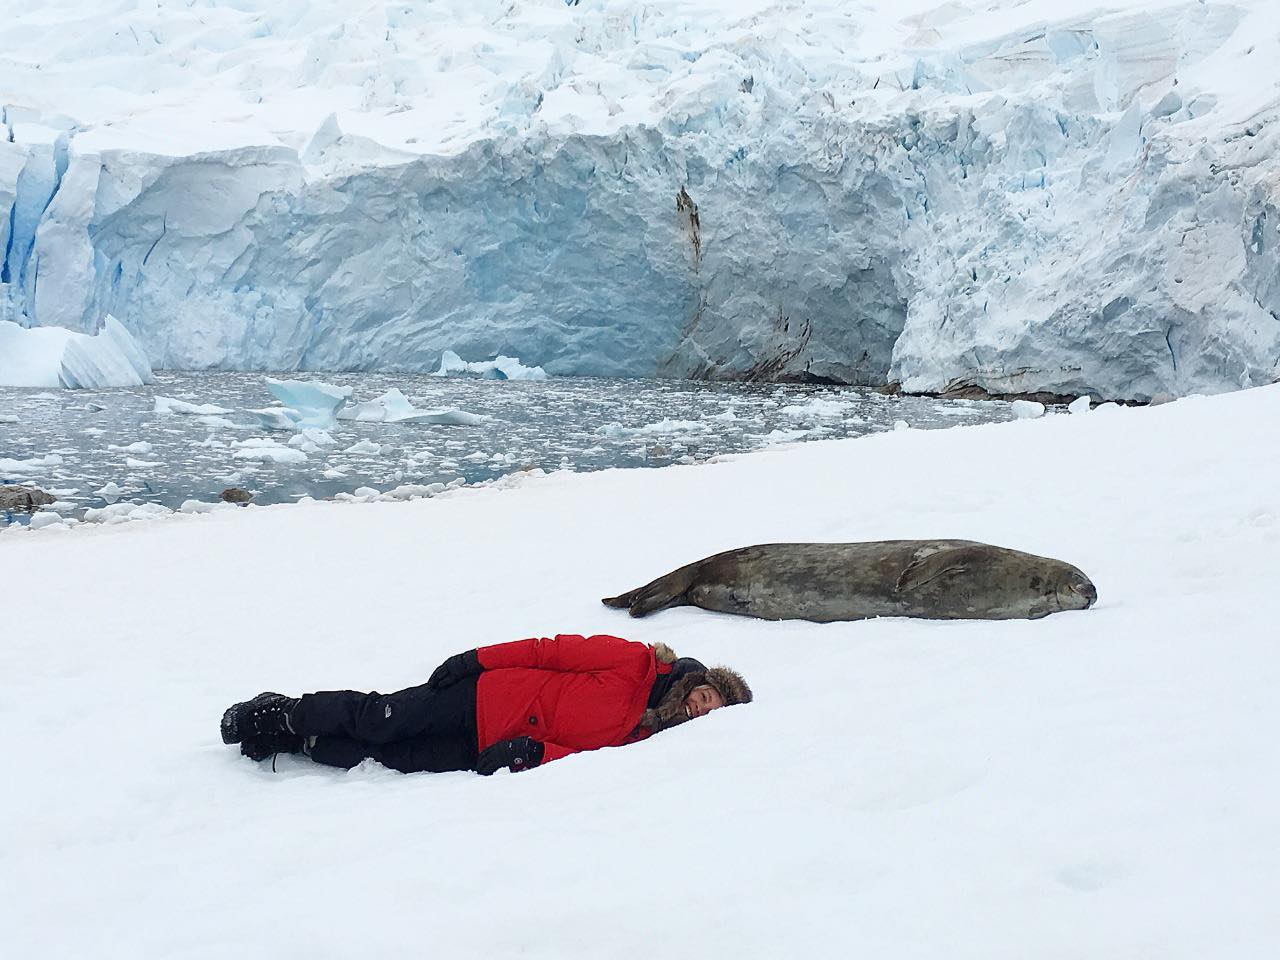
[[475, 736, 545, 775], [427, 649, 482, 690]]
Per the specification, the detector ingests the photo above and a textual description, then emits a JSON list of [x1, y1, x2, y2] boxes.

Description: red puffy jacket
[[475, 634, 659, 764]]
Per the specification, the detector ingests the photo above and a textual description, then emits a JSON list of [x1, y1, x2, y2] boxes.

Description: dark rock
[[219, 487, 254, 504], [0, 485, 56, 512]]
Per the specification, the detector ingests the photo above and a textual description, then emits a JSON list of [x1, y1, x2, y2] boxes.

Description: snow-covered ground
[[5, 383, 1278, 958], [3, 0, 1279, 397]]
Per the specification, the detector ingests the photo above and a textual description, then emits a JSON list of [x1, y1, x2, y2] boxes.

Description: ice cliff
[[1, 0, 1277, 401]]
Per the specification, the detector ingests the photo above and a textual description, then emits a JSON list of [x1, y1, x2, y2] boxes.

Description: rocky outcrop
[[0, 485, 56, 512]]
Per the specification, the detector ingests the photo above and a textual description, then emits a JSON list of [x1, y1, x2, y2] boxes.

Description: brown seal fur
[[602, 540, 1097, 623]]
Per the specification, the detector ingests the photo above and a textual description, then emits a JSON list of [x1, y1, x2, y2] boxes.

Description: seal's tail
[[601, 576, 686, 618]]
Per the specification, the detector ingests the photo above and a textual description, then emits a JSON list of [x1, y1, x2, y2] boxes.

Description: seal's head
[[1054, 566, 1098, 612], [1021, 558, 1097, 617]]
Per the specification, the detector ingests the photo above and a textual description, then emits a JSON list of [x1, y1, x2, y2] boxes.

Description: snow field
[[4, 385, 1279, 957]]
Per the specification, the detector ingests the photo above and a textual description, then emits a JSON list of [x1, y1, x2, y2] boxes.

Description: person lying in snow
[[220, 634, 752, 774]]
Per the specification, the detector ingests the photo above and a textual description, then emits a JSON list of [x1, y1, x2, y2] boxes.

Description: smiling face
[[683, 683, 725, 720]]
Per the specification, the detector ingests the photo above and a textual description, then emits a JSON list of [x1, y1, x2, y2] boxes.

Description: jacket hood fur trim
[[652, 642, 678, 665]]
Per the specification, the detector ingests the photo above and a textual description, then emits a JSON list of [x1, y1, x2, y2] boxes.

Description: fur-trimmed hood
[[636, 644, 753, 735]]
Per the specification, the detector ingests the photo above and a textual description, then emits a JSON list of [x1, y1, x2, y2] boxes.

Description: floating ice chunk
[[433, 349, 548, 381], [265, 378, 352, 429], [246, 407, 302, 431], [28, 512, 65, 530], [343, 439, 383, 455], [196, 415, 238, 429], [155, 396, 234, 416], [0, 315, 153, 388], [0, 453, 63, 473], [125, 457, 160, 468], [322, 468, 347, 479], [288, 428, 337, 453], [339, 388, 417, 422], [353, 486, 380, 498], [893, 420, 910, 431], [110, 441, 154, 454], [1011, 400, 1047, 419], [597, 418, 709, 438], [338, 388, 486, 425], [94, 481, 124, 501], [232, 443, 308, 464], [0, 415, 19, 424], [781, 397, 858, 420], [419, 408, 486, 426], [1068, 396, 1092, 415]]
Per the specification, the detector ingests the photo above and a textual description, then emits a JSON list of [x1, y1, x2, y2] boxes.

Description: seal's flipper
[[895, 546, 980, 594], [601, 588, 641, 609], [625, 580, 688, 617], [602, 568, 693, 618]]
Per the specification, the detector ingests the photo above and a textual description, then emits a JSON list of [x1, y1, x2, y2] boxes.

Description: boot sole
[[221, 706, 240, 744]]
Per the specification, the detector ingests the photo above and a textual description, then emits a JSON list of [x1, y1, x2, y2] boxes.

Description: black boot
[[240, 728, 305, 763], [221, 692, 300, 745]]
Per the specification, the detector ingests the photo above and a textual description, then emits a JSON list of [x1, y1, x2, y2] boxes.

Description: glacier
[[1, 0, 1278, 401]]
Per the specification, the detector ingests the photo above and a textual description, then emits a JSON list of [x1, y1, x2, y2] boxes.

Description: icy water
[[0, 372, 1014, 525]]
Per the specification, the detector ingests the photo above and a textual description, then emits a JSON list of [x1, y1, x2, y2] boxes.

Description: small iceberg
[[433, 349, 547, 381], [0, 315, 153, 389], [265, 378, 352, 429], [337, 388, 486, 426]]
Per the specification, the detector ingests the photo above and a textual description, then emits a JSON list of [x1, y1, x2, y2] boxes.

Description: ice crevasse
[[1, 0, 1278, 401]]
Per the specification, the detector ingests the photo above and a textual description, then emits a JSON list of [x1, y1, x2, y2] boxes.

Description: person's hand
[[427, 650, 482, 690], [475, 737, 545, 775]]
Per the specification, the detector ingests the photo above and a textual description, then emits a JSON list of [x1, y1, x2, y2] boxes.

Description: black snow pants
[[289, 676, 479, 774]]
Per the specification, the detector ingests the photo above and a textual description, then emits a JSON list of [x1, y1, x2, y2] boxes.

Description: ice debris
[[0, 316, 153, 389], [1068, 396, 1093, 415]]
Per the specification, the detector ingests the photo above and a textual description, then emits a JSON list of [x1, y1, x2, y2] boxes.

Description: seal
[[602, 540, 1097, 623]]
